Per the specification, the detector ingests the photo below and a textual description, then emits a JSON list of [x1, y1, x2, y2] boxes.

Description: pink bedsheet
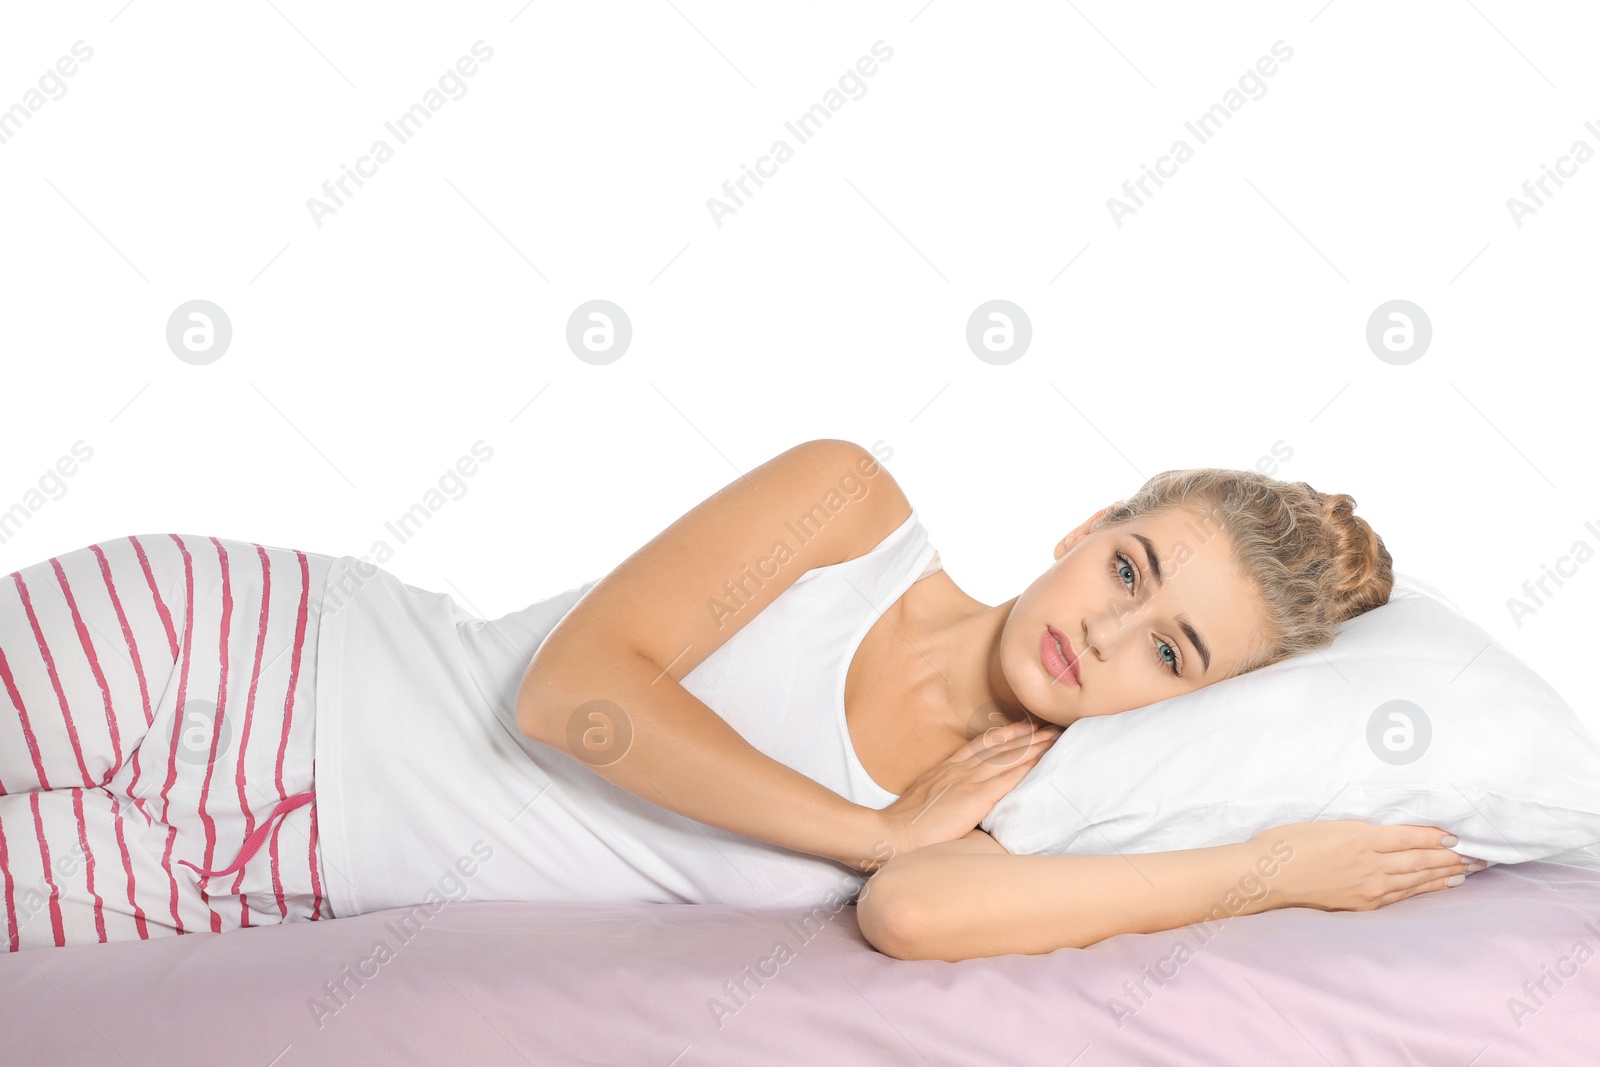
[[5, 845, 1598, 1065]]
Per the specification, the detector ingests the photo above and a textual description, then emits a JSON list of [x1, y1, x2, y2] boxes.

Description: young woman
[[0, 438, 1482, 956]]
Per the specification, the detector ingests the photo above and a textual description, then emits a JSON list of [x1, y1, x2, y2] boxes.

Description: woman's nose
[[1082, 609, 1136, 658]]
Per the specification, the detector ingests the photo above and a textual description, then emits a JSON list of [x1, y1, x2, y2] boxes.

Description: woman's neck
[[894, 572, 1032, 744]]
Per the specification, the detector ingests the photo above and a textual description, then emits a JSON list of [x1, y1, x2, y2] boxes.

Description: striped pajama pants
[[0, 533, 336, 952]]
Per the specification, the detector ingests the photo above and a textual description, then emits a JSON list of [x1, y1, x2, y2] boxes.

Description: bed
[[5, 841, 1597, 1065]]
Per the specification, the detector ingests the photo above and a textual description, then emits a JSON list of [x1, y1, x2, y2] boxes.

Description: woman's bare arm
[[858, 823, 1473, 961], [858, 829, 1279, 960], [515, 437, 1021, 872], [521, 646, 895, 870]]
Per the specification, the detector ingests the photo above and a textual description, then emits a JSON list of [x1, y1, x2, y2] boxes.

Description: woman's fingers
[[956, 720, 1038, 756], [968, 729, 1059, 770], [936, 733, 1056, 789], [1378, 866, 1466, 906], [1378, 846, 1468, 874], [1376, 847, 1492, 906], [1372, 823, 1460, 853], [968, 719, 1052, 747], [1369, 824, 1486, 897], [939, 721, 1047, 765]]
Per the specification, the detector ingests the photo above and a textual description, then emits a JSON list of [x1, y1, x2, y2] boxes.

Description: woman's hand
[[870, 719, 1060, 869], [1248, 819, 1487, 912]]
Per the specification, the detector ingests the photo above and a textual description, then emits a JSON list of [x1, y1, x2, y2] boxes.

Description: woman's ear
[[1055, 506, 1113, 561]]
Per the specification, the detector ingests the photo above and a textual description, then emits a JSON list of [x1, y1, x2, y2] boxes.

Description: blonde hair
[[1089, 469, 1394, 678]]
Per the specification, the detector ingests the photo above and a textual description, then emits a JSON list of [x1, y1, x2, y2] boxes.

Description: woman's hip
[[1, 533, 340, 948]]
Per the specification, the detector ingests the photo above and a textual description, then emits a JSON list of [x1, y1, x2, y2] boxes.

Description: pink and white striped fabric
[[0, 533, 337, 952]]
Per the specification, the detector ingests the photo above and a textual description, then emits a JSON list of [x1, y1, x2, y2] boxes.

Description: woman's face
[[1008, 503, 1269, 726]]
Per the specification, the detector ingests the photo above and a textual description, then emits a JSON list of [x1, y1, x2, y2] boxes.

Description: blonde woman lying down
[[0, 438, 1480, 958]]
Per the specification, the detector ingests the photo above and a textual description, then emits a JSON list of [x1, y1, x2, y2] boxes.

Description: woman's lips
[[1041, 626, 1081, 686]]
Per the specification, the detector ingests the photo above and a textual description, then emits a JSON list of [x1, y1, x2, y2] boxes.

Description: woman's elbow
[[858, 865, 1092, 961], [856, 870, 927, 960]]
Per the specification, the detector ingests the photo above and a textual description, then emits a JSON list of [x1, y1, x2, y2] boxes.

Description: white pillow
[[980, 571, 1600, 865]]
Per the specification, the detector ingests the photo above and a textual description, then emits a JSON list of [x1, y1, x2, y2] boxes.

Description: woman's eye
[[1114, 552, 1183, 677]]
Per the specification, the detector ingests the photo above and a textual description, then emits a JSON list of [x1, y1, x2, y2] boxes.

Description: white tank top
[[312, 509, 942, 917]]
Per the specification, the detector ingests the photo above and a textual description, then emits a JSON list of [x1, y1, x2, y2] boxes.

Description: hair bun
[[1315, 490, 1392, 616]]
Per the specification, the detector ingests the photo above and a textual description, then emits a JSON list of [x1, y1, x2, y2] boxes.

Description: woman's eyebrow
[[1131, 532, 1211, 674]]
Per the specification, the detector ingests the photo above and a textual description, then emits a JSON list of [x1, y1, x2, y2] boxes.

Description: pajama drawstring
[[177, 791, 315, 879]]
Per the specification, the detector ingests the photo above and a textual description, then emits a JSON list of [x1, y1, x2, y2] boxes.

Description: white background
[[1, 1, 1594, 732]]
